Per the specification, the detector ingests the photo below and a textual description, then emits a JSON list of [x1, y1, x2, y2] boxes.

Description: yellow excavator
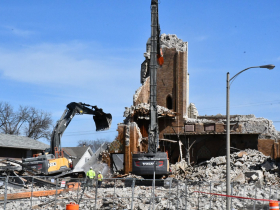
[[21, 102, 112, 176]]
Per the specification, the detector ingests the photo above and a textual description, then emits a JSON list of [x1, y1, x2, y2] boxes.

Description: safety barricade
[[0, 176, 280, 209]]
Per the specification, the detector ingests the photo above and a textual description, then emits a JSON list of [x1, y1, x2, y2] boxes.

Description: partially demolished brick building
[[105, 34, 280, 174]]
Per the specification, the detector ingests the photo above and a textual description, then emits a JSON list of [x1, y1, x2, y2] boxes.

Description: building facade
[[105, 34, 280, 174]]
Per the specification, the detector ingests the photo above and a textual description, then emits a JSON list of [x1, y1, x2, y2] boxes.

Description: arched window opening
[[166, 95, 172, 109]]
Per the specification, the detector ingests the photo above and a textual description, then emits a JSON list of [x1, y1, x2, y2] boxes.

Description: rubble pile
[[2, 150, 280, 209], [160, 34, 187, 52], [0, 181, 183, 210], [170, 149, 280, 185], [1, 172, 280, 210], [124, 103, 176, 119]]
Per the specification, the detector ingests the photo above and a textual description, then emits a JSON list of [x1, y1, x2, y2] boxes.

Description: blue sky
[[0, 1, 279, 147]]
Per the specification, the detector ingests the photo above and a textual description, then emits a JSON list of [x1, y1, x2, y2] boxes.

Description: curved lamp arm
[[225, 63, 275, 210], [229, 64, 275, 83]]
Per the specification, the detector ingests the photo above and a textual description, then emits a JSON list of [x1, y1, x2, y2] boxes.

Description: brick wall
[[157, 48, 187, 135], [258, 139, 279, 159]]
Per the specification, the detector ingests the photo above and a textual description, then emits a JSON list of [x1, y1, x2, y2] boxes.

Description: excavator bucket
[[93, 113, 112, 131]]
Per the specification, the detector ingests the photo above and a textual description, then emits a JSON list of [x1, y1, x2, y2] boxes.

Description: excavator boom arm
[[50, 102, 112, 155]]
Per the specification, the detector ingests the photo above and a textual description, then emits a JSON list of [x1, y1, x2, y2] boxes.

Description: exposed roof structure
[[124, 103, 177, 119], [63, 147, 91, 158], [0, 133, 49, 150], [63, 146, 92, 167]]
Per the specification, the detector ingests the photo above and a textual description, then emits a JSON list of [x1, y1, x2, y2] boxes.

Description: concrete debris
[[124, 103, 176, 119], [230, 115, 280, 140], [261, 161, 274, 171], [214, 156, 226, 165], [187, 103, 198, 119], [160, 34, 187, 52], [170, 149, 280, 185], [232, 172, 245, 184], [1, 173, 280, 210], [185, 117, 215, 124], [245, 170, 264, 183], [187, 114, 280, 140]]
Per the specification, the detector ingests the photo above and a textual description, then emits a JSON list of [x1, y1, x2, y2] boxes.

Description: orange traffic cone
[[269, 201, 279, 210], [66, 202, 79, 210]]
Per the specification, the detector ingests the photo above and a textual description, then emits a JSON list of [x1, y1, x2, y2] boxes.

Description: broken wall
[[258, 139, 280, 160], [133, 77, 150, 106], [109, 123, 144, 174], [183, 114, 280, 163]]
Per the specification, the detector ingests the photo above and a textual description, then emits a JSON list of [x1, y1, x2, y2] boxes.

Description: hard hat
[[90, 167, 93, 169], [98, 171, 101, 174]]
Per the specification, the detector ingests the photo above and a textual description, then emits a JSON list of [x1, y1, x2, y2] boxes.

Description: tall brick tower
[[138, 34, 189, 136], [108, 34, 189, 174]]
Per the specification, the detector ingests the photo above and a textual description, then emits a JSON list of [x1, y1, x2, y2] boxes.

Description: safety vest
[[86, 169, 95, 179], [98, 174, 103, 181]]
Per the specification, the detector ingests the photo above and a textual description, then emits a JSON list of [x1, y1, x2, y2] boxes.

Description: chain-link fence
[[0, 176, 280, 209]]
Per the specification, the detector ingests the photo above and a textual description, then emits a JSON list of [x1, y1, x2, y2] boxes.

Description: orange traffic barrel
[[66, 202, 79, 210], [269, 201, 279, 210]]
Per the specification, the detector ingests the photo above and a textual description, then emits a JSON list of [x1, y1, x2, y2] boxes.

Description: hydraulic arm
[[132, 0, 169, 176], [148, 0, 161, 153], [50, 102, 112, 156]]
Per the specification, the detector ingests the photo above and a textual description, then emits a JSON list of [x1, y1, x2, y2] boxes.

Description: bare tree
[[77, 138, 111, 152], [0, 101, 53, 141], [23, 107, 52, 140], [0, 102, 22, 135]]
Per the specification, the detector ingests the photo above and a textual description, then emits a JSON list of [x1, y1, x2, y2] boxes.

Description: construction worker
[[97, 171, 103, 188], [86, 167, 95, 190]]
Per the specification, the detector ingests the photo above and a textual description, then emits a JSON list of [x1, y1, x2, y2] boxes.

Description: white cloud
[[0, 26, 34, 38], [0, 42, 140, 142], [0, 42, 134, 87], [11, 28, 34, 37]]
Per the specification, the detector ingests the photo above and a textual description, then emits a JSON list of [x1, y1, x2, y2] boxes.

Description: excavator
[[21, 102, 112, 176], [132, 0, 169, 176]]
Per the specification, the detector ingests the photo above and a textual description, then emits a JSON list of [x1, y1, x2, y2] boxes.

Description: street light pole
[[226, 72, 230, 210], [226, 64, 275, 210]]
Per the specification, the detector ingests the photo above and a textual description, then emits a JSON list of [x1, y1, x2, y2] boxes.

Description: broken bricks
[[169, 149, 280, 186]]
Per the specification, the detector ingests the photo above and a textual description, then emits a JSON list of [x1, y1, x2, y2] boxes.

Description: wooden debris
[[237, 151, 248, 157], [0, 183, 79, 200]]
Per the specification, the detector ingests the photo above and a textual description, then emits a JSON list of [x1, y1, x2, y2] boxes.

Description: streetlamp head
[[259, 64, 275, 70]]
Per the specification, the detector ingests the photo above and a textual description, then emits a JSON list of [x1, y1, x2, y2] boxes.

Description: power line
[[63, 130, 117, 137], [198, 100, 280, 112], [65, 128, 117, 134]]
